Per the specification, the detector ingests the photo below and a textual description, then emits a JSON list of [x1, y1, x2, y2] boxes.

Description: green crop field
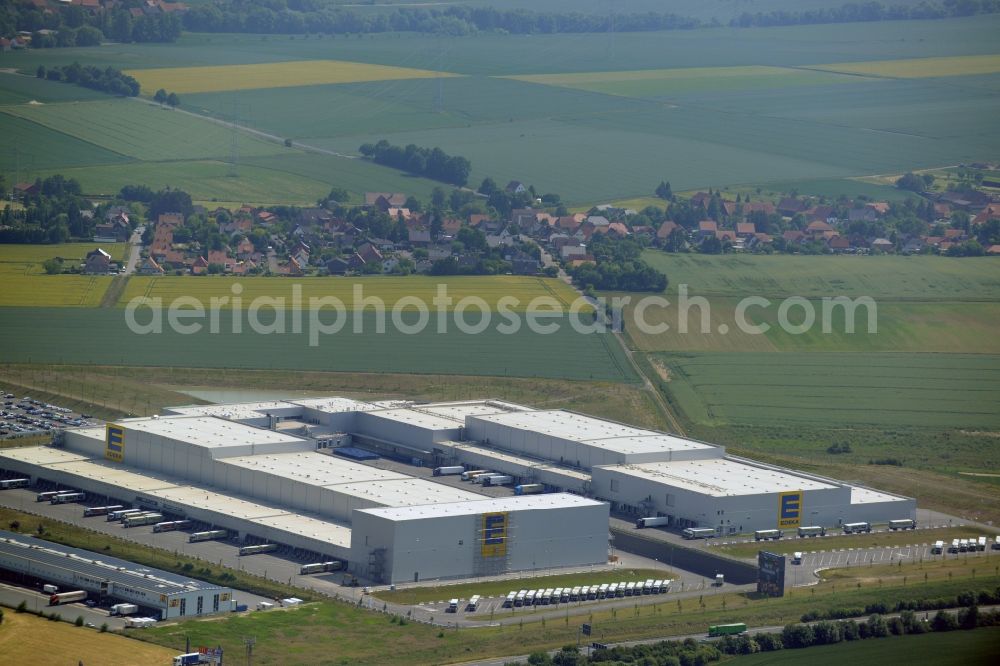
[[655, 352, 1000, 430], [119, 275, 580, 309], [36, 160, 332, 204], [641, 253, 1000, 301], [0, 242, 126, 265], [509, 65, 863, 98], [0, 308, 635, 382], [0, 114, 129, 173], [3, 99, 286, 161], [3, 16, 1000, 205], [0, 72, 108, 105], [731, 627, 1000, 666]]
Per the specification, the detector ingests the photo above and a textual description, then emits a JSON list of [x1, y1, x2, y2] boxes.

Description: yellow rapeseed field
[[0, 274, 113, 307], [126, 60, 460, 95], [813, 54, 1000, 78], [120, 275, 580, 310]]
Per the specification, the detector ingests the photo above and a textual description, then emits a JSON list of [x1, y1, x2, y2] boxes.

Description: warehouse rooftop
[[849, 485, 908, 504], [360, 407, 466, 431], [0, 529, 228, 594], [219, 452, 409, 486], [446, 442, 591, 481], [417, 400, 534, 422], [165, 401, 302, 422], [358, 493, 605, 521], [115, 415, 307, 449], [597, 459, 839, 496], [290, 397, 376, 414], [469, 410, 717, 455], [331, 478, 482, 507]]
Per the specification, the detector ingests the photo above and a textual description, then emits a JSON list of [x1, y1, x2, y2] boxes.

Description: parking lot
[[786, 540, 997, 586], [0, 393, 99, 439]]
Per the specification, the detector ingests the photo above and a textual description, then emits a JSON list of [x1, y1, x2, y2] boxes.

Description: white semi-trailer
[[433, 466, 464, 477], [636, 516, 670, 529]]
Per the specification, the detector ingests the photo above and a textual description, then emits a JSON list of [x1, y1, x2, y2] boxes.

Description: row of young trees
[[359, 140, 472, 187], [2, 2, 181, 45], [35, 63, 140, 97], [519, 589, 1000, 664]]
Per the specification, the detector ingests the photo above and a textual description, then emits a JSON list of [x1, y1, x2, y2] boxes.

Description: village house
[[84, 248, 111, 274], [137, 256, 165, 275]]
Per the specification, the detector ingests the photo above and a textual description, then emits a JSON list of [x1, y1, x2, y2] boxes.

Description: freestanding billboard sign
[[758, 551, 785, 597]]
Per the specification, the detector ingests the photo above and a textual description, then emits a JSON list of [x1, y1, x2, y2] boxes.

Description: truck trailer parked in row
[[682, 527, 716, 539], [123, 513, 163, 528], [433, 466, 464, 477], [299, 561, 343, 575], [0, 478, 29, 489], [754, 529, 782, 541], [515, 484, 544, 495], [888, 519, 916, 530], [636, 516, 670, 529], [153, 520, 192, 533], [49, 590, 87, 605], [83, 505, 124, 517], [797, 526, 826, 538], [842, 522, 872, 534], [51, 492, 86, 504], [189, 529, 229, 543], [110, 603, 139, 616], [239, 543, 277, 556]]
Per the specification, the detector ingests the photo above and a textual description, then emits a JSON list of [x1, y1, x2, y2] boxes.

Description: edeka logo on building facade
[[105, 424, 125, 463], [481, 512, 508, 558], [777, 491, 802, 529]]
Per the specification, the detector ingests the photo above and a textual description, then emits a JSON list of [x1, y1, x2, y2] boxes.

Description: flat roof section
[[418, 400, 534, 422], [850, 485, 909, 504], [152, 485, 291, 521], [332, 478, 482, 507], [588, 435, 715, 456], [51, 460, 182, 493], [598, 459, 839, 497], [114, 415, 307, 449], [361, 408, 466, 431], [470, 410, 657, 442], [290, 397, 376, 413], [165, 401, 302, 421], [219, 452, 409, 487], [252, 513, 352, 549], [358, 493, 605, 521], [448, 442, 591, 481], [0, 529, 227, 594], [0, 446, 92, 467]]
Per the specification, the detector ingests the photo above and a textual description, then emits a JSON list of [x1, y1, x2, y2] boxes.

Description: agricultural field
[[126, 59, 458, 95], [0, 612, 175, 666], [0, 242, 127, 265], [0, 307, 635, 382], [0, 114, 129, 173], [3, 16, 998, 205], [0, 71, 107, 104], [509, 65, 861, 98], [37, 159, 332, 204], [0, 275, 113, 307], [640, 253, 1000, 301], [2, 99, 286, 161], [120, 275, 580, 309], [655, 352, 1000, 431], [813, 53, 1000, 78]]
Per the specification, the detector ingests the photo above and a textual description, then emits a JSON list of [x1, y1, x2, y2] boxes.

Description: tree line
[[1, 1, 181, 45], [35, 63, 140, 97], [731, 0, 1000, 27], [0, 176, 96, 244], [570, 234, 668, 293], [515, 585, 1000, 664], [359, 140, 471, 187]]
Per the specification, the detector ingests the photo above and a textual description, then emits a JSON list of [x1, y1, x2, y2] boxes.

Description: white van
[[792, 552, 803, 564]]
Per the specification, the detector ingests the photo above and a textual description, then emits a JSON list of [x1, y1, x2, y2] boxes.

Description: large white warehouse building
[[0, 396, 914, 583]]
